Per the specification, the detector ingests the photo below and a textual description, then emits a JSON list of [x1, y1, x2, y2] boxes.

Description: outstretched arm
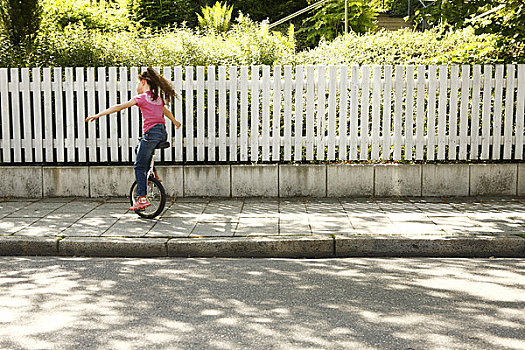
[[163, 106, 182, 129], [86, 98, 137, 122]]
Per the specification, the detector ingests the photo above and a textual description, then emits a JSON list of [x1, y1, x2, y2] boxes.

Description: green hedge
[[2, 18, 520, 67], [1, 15, 295, 67], [296, 27, 508, 65]]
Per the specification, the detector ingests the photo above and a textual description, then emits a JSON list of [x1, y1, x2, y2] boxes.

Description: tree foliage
[[298, 0, 377, 46], [413, 0, 525, 60], [0, 0, 42, 49]]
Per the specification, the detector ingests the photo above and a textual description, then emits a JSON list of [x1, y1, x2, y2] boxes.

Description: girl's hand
[[85, 115, 100, 122], [174, 120, 182, 129]]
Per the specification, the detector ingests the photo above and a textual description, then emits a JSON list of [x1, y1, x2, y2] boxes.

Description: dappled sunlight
[[0, 257, 523, 349]]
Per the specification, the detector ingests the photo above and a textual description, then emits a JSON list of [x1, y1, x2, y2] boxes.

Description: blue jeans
[[134, 124, 167, 197]]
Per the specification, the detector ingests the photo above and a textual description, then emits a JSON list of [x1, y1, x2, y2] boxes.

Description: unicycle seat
[[156, 141, 170, 149]]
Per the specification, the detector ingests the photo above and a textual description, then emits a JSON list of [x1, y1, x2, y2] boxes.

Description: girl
[[86, 68, 182, 211]]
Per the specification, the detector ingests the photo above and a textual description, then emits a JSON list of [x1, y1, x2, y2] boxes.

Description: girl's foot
[[130, 196, 151, 211]]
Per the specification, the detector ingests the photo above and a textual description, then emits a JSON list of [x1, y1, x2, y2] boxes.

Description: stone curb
[[0, 235, 524, 258]]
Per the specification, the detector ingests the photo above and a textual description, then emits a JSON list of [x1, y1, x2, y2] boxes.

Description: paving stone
[[279, 223, 311, 236], [15, 217, 79, 236], [235, 217, 279, 236], [309, 215, 355, 235], [163, 203, 206, 218], [349, 215, 400, 235], [147, 218, 197, 237], [61, 217, 119, 237], [0, 218, 39, 235], [102, 217, 158, 237], [190, 222, 238, 237]]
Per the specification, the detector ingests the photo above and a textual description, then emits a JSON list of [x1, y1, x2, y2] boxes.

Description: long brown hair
[[138, 67, 178, 105]]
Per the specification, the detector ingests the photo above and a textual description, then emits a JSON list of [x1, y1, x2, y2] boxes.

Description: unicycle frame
[[129, 142, 169, 219]]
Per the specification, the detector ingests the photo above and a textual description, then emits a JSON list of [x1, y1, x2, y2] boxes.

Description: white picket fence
[[0, 64, 524, 164]]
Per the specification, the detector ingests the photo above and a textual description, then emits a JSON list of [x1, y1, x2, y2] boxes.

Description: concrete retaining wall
[[1, 163, 524, 198]]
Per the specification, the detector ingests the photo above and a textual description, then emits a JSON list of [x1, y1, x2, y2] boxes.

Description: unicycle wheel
[[129, 177, 166, 219]]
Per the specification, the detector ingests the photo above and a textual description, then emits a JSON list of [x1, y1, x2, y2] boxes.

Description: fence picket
[[382, 65, 392, 160], [174, 67, 183, 161], [294, 66, 304, 161], [481, 65, 493, 159], [185, 66, 194, 161], [471, 65, 482, 160], [53, 68, 64, 162], [108, 68, 119, 162], [360, 66, 370, 161], [251, 65, 260, 161], [0, 69, 10, 162], [272, 66, 282, 161], [118, 67, 129, 162], [349, 65, 359, 160], [43, 68, 53, 162], [316, 65, 326, 160], [21, 68, 32, 162], [163, 67, 173, 161], [371, 66, 381, 160], [229, 66, 238, 161], [32, 69, 43, 162], [405, 65, 415, 160], [459, 65, 470, 160], [218, 66, 227, 161], [503, 65, 515, 159], [65, 68, 76, 162], [328, 66, 337, 160], [75, 68, 86, 162], [493, 65, 504, 160], [207, 66, 216, 162], [437, 65, 447, 160], [306, 66, 315, 160], [86, 68, 97, 162], [427, 65, 437, 161], [415, 65, 425, 160], [393, 65, 403, 160], [197, 66, 206, 161], [10, 69, 22, 162], [283, 65, 293, 161], [339, 65, 348, 160], [516, 65, 525, 160], [261, 66, 271, 161], [240, 66, 249, 161], [449, 65, 459, 160]]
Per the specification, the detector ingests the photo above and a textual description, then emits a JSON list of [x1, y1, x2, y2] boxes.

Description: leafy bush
[[41, 0, 133, 32], [197, 2, 234, 34], [296, 27, 505, 65], [1, 14, 295, 67]]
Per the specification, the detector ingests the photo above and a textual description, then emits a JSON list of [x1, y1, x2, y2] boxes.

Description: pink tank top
[[134, 91, 165, 133]]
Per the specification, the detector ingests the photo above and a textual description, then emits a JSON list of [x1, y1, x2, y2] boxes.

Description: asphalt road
[[1, 258, 524, 350]]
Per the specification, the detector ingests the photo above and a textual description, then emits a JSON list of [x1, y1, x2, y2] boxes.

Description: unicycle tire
[[129, 177, 166, 219]]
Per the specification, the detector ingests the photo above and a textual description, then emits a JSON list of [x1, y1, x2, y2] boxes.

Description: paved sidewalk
[[1, 197, 525, 258]]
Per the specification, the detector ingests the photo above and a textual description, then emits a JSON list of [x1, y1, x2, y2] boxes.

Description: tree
[[298, 0, 377, 46], [413, 0, 525, 61], [0, 0, 42, 49]]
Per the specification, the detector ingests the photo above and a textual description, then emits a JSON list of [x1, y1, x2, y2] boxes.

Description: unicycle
[[129, 141, 169, 219]]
